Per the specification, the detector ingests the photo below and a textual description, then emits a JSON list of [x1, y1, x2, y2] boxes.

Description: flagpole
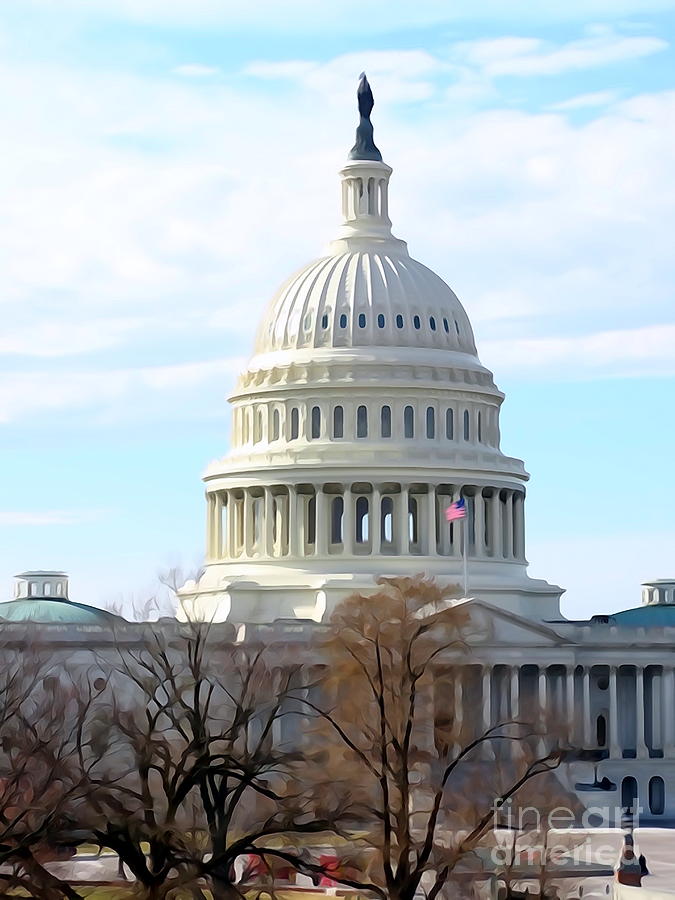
[[462, 514, 469, 598]]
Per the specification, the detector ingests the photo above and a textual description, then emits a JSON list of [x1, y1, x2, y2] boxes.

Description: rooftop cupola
[[330, 73, 406, 254]]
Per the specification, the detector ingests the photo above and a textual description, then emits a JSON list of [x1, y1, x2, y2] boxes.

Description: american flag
[[445, 498, 466, 522]]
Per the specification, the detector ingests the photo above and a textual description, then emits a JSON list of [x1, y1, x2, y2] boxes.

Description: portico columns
[[635, 667, 648, 759], [565, 665, 575, 744], [582, 667, 591, 747], [398, 485, 409, 554], [289, 486, 301, 557], [227, 491, 237, 557], [372, 486, 381, 555], [609, 666, 620, 759], [489, 491, 500, 558], [264, 488, 274, 557], [474, 489, 484, 557], [342, 485, 353, 554], [316, 488, 328, 555], [213, 492, 223, 560], [504, 492, 514, 559], [427, 486, 437, 556], [510, 666, 520, 718], [514, 492, 524, 560]]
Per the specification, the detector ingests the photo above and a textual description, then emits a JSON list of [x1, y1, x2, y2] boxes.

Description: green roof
[[0, 598, 122, 625], [595, 604, 675, 627]]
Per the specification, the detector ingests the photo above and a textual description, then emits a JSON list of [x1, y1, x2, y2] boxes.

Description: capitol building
[[5, 77, 675, 826]]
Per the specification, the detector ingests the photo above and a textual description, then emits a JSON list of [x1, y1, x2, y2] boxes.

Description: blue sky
[[2, 0, 675, 618]]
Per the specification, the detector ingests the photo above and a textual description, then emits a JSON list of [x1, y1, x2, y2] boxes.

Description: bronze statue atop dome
[[348, 73, 382, 162]]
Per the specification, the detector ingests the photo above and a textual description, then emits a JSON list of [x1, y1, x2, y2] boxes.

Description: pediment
[[453, 598, 571, 648]]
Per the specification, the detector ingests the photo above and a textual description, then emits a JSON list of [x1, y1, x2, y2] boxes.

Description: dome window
[[356, 496, 369, 543], [380, 405, 392, 438], [331, 497, 344, 544], [272, 409, 280, 441], [413, 315, 421, 330], [426, 407, 435, 439], [290, 408, 299, 440], [445, 408, 454, 440], [339, 313, 348, 328], [454, 320, 460, 336], [358, 313, 366, 328], [404, 406, 415, 439], [429, 316, 436, 331], [650, 776, 665, 815], [477, 410, 482, 443], [377, 313, 385, 328], [333, 405, 344, 439], [321, 313, 329, 329], [396, 314, 404, 329], [311, 406, 321, 440], [443, 318, 449, 333], [357, 405, 368, 438], [463, 409, 470, 441], [381, 497, 393, 543]]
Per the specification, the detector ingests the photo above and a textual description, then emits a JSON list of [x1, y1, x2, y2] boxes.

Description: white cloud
[[0, 510, 103, 526], [482, 322, 675, 380], [454, 30, 667, 78], [549, 90, 618, 110]]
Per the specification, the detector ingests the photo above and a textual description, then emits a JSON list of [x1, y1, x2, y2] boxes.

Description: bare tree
[[91, 620, 340, 899], [268, 576, 571, 900]]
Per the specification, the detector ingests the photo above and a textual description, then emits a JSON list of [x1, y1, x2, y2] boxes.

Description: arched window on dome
[[396, 314, 404, 329], [381, 497, 393, 545], [28, 582, 36, 597], [339, 313, 348, 329], [404, 406, 415, 439], [333, 405, 344, 439], [358, 313, 366, 329], [413, 315, 421, 330], [311, 406, 321, 440], [56, 582, 63, 596], [446, 408, 454, 440], [321, 313, 329, 330], [290, 408, 299, 441], [443, 318, 449, 333], [44, 582, 51, 596], [331, 497, 344, 545], [255, 408, 263, 443], [477, 410, 482, 443], [377, 313, 385, 328], [463, 409, 470, 441], [426, 406, 435, 439], [429, 316, 436, 331], [381, 405, 392, 438], [356, 496, 369, 544], [408, 496, 419, 547], [650, 776, 665, 815], [272, 409, 280, 442], [357, 405, 368, 438]]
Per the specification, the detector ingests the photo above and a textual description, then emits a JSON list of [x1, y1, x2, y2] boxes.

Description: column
[[206, 493, 214, 560], [537, 666, 548, 755], [398, 485, 409, 554], [243, 490, 254, 557], [481, 666, 494, 759], [264, 487, 274, 557], [510, 666, 520, 719], [514, 492, 525, 560], [566, 665, 575, 744], [227, 491, 237, 557], [609, 666, 620, 759], [474, 489, 484, 557], [426, 486, 437, 556], [635, 667, 648, 759], [316, 488, 328, 555], [489, 490, 500, 558], [289, 486, 301, 557], [504, 492, 514, 559], [663, 667, 675, 756], [583, 667, 591, 747], [342, 485, 353, 554], [213, 492, 223, 560], [371, 486, 381, 555]]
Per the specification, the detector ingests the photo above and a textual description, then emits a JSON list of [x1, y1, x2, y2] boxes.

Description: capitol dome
[[179, 75, 562, 626], [255, 234, 477, 357]]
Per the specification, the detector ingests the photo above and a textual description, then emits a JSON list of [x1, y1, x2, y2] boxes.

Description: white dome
[[255, 249, 478, 356]]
